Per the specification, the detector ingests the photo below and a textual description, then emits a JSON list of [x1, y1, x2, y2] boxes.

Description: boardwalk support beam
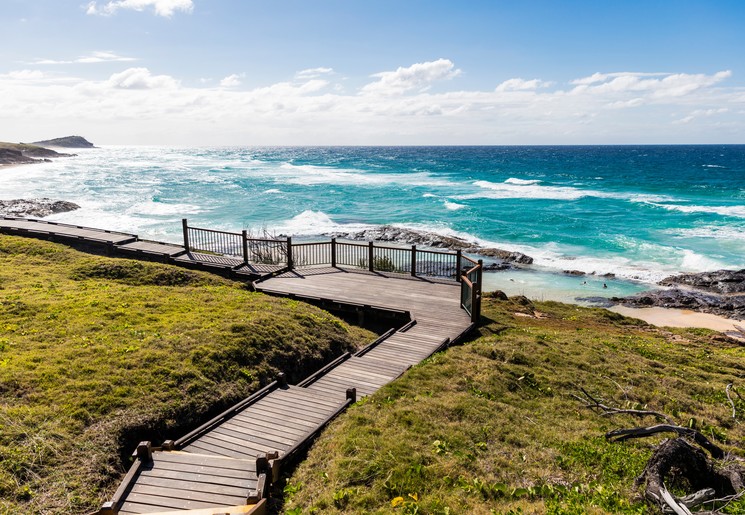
[[411, 245, 417, 276]]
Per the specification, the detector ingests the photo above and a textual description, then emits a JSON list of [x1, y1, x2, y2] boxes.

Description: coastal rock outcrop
[[0, 141, 75, 166], [0, 198, 80, 218], [326, 225, 534, 265], [33, 135, 95, 149], [618, 288, 745, 321], [659, 269, 745, 294]]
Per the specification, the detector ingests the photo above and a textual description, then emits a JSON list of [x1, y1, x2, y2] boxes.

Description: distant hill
[[33, 135, 95, 148], [0, 141, 75, 166]]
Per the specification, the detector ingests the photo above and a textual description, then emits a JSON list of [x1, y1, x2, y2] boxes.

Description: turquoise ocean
[[2, 145, 744, 302]]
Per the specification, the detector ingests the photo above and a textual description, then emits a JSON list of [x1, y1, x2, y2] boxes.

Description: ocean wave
[[703, 164, 726, 168], [275, 162, 455, 187], [125, 201, 204, 216], [648, 202, 745, 218], [443, 200, 466, 211], [464, 179, 609, 201], [504, 177, 542, 185], [263, 188, 282, 194], [664, 225, 745, 241]]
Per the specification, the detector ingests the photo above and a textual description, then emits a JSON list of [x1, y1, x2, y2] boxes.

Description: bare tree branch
[[606, 424, 724, 459], [573, 386, 673, 424]]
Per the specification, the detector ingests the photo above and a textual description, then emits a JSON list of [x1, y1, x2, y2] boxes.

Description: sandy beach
[[609, 305, 745, 338]]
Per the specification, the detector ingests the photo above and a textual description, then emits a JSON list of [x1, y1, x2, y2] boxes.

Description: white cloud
[[107, 67, 179, 89], [4, 69, 45, 80], [86, 0, 193, 17], [295, 67, 334, 80], [361, 58, 461, 96], [220, 73, 245, 88], [32, 51, 137, 65], [570, 70, 732, 98], [0, 60, 741, 145], [495, 78, 550, 92]]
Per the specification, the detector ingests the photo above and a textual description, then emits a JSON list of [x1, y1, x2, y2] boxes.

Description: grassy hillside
[[284, 295, 745, 514], [0, 235, 374, 514]]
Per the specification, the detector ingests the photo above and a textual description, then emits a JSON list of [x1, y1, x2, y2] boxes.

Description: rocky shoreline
[[617, 269, 745, 321], [0, 198, 80, 218], [325, 225, 534, 266]]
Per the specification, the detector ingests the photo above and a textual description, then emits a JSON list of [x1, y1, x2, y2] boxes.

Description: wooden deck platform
[[0, 218, 477, 514]]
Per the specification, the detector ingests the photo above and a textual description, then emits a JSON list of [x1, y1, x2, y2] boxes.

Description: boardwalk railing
[[460, 255, 483, 323], [182, 219, 482, 321], [182, 219, 291, 266]]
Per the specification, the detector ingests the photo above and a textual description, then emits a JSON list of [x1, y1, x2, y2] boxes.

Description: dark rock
[[483, 262, 513, 271], [511, 295, 533, 307], [0, 148, 37, 166], [620, 288, 745, 320], [33, 135, 94, 149], [327, 225, 534, 265], [575, 296, 616, 307], [564, 269, 585, 276], [0, 198, 81, 218], [485, 290, 509, 300], [660, 269, 745, 295]]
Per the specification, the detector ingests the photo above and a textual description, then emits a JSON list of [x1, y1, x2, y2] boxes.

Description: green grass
[[0, 235, 375, 514], [283, 296, 745, 514]]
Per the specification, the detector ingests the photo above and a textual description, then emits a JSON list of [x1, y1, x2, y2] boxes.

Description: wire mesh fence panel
[[335, 242, 368, 268], [292, 242, 332, 267], [187, 227, 243, 257], [416, 249, 459, 279]]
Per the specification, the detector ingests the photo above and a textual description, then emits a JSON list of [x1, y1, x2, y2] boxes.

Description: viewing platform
[[0, 217, 482, 515]]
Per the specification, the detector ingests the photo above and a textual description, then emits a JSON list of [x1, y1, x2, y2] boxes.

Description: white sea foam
[[648, 202, 745, 218], [422, 193, 437, 198], [703, 164, 725, 168], [443, 200, 466, 211], [264, 189, 282, 194], [504, 177, 542, 185], [125, 201, 203, 216], [664, 225, 745, 241], [464, 179, 609, 201], [271, 210, 375, 236], [274, 162, 455, 187]]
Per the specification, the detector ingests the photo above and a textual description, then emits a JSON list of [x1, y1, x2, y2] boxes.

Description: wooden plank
[[251, 396, 338, 420], [145, 459, 256, 481], [119, 492, 224, 511], [153, 451, 256, 472], [211, 425, 296, 450], [137, 468, 256, 490], [220, 416, 309, 440], [232, 408, 320, 432], [190, 434, 279, 458], [135, 474, 251, 498], [129, 483, 246, 506]]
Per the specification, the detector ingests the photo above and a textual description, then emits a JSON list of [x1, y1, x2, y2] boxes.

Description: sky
[[1, 0, 744, 145]]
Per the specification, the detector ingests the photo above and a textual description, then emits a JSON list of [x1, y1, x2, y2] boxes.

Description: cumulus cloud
[[295, 67, 333, 80], [0, 59, 741, 145], [4, 69, 45, 80], [32, 51, 137, 65], [86, 0, 193, 17], [219, 73, 244, 88], [361, 58, 461, 95], [495, 78, 550, 92], [570, 70, 732, 98], [107, 67, 179, 89]]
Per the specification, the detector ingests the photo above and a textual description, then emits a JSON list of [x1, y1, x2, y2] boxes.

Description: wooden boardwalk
[[0, 218, 477, 515]]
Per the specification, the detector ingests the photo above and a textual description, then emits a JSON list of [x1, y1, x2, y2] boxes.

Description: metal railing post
[[411, 245, 417, 277], [368, 241, 374, 272], [182, 219, 190, 251], [241, 230, 249, 264], [331, 237, 337, 267], [456, 250, 462, 282], [287, 237, 294, 269]]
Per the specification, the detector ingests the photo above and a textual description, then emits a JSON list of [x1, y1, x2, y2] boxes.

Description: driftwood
[[576, 385, 745, 513], [634, 438, 745, 514], [606, 424, 725, 460], [573, 386, 673, 424]]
